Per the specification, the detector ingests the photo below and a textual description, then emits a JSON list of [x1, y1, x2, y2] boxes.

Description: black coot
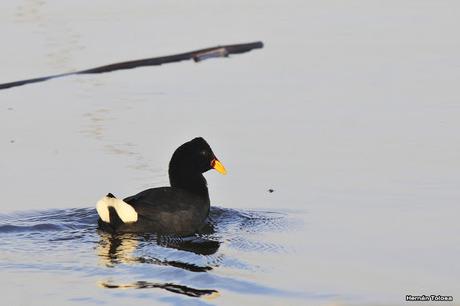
[[96, 137, 226, 235]]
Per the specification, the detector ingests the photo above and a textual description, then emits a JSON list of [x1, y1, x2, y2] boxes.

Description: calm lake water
[[1, 1, 459, 305]]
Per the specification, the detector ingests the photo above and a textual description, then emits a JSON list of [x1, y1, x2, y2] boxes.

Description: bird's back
[[99, 187, 210, 235]]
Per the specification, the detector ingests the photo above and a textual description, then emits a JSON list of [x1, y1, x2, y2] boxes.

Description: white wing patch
[[96, 195, 138, 223]]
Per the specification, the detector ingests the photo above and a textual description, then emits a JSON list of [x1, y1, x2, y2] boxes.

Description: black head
[[169, 137, 226, 176]]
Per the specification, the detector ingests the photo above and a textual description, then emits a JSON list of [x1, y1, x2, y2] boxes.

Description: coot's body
[[98, 187, 210, 235], [96, 137, 226, 236]]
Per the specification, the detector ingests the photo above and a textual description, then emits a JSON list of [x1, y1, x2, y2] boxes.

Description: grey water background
[[1, 1, 459, 305]]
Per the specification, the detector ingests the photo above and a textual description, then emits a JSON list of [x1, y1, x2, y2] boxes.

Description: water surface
[[0, 207, 313, 306], [1, 0, 460, 305]]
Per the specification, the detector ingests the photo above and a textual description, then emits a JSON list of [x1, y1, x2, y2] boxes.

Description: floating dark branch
[[0, 41, 263, 90]]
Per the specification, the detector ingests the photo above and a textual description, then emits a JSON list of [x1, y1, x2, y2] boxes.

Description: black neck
[[169, 169, 209, 198]]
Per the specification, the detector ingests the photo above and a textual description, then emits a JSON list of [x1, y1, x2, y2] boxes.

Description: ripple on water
[[0, 206, 305, 301]]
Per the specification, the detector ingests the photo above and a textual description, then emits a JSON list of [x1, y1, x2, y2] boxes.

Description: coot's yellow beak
[[211, 158, 227, 175]]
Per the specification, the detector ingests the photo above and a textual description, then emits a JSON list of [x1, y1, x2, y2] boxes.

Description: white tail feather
[[96, 196, 138, 223], [96, 198, 111, 223]]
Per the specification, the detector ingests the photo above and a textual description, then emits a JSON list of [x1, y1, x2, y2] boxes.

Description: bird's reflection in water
[[97, 232, 139, 267], [96, 230, 220, 298], [156, 225, 220, 256]]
